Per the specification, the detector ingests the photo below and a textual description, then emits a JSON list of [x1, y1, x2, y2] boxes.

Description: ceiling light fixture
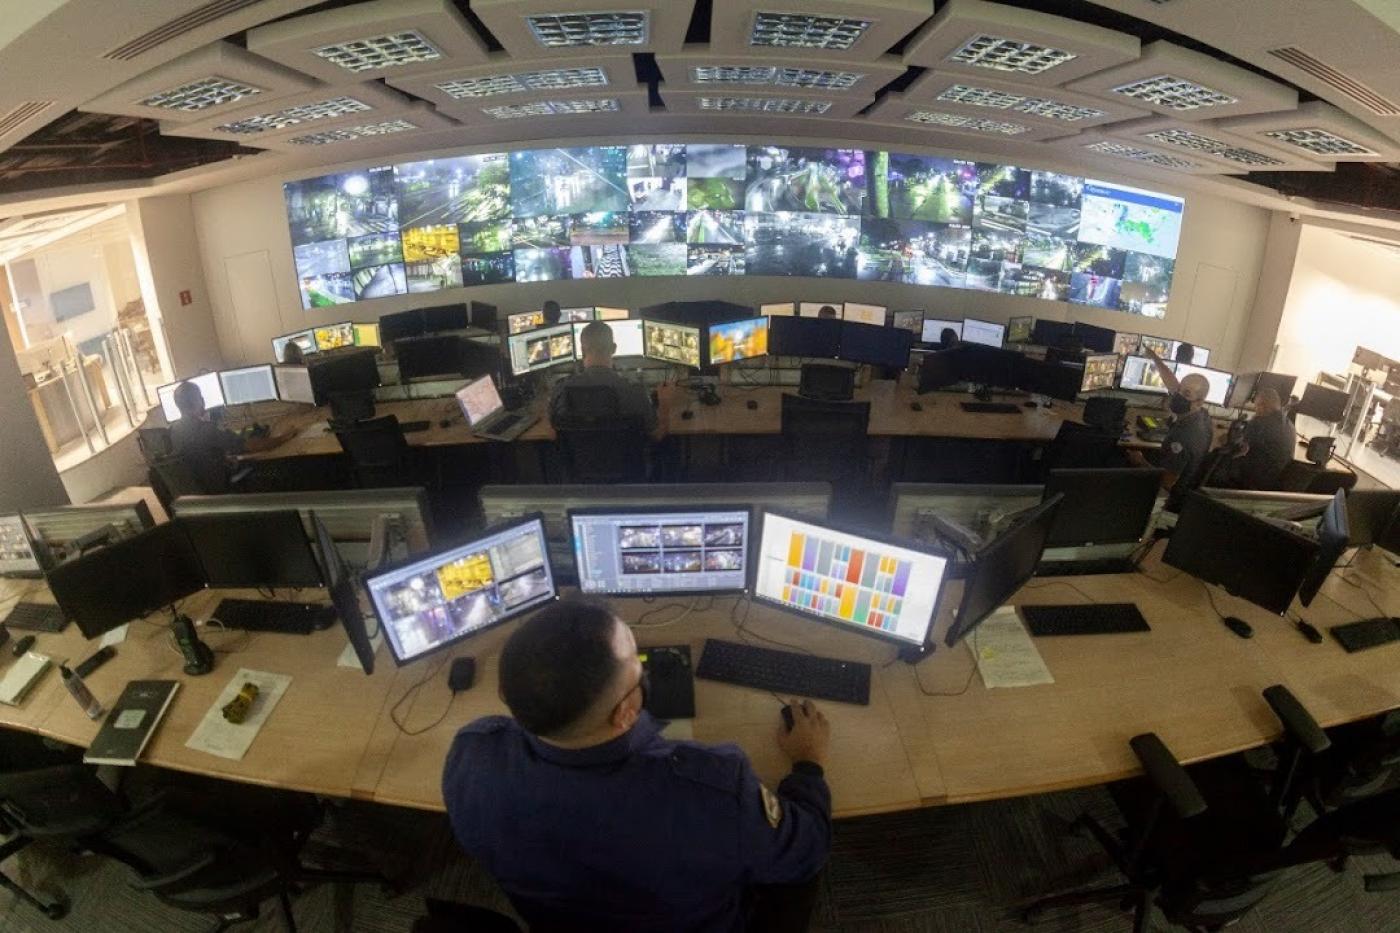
[[213, 96, 371, 134], [526, 12, 648, 47], [948, 34, 1078, 75], [139, 76, 263, 112], [905, 110, 1029, 134], [1111, 74, 1237, 111], [749, 12, 871, 50], [1085, 140, 1198, 169], [313, 31, 442, 73], [697, 96, 833, 113], [435, 66, 609, 99]]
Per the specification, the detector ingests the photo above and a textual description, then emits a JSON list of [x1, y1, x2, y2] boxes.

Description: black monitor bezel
[[181, 510, 324, 590], [946, 494, 1063, 648], [310, 511, 375, 676], [1042, 468, 1164, 548], [566, 504, 753, 598]]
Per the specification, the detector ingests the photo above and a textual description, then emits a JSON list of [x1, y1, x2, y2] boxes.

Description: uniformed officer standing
[[1126, 372, 1215, 505], [442, 599, 832, 932]]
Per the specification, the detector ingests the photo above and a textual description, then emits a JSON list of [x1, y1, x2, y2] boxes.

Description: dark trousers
[[745, 872, 823, 933]]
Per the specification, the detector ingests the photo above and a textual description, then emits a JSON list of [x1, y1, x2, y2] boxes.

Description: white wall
[[186, 139, 1272, 370], [128, 194, 222, 379], [1273, 225, 1400, 381]]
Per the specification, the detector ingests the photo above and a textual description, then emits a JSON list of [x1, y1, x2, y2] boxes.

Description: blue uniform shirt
[[442, 711, 832, 932]]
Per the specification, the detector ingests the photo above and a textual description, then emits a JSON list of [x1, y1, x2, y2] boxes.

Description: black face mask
[[1168, 393, 1192, 415]]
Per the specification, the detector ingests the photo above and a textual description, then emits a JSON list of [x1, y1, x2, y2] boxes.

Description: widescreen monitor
[[946, 496, 1063, 648], [470, 301, 499, 329], [754, 511, 950, 649], [1113, 332, 1142, 356], [708, 317, 769, 365], [838, 322, 913, 370], [560, 307, 596, 323], [274, 366, 315, 405], [1079, 354, 1118, 393], [1296, 383, 1350, 423], [181, 511, 324, 589], [1173, 363, 1232, 406], [219, 365, 279, 406], [507, 310, 546, 335], [843, 303, 887, 327], [799, 302, 843, 319], [1256, 373, 1298, 406], [157, 372, 225, 421], [595, 307, 629, 321], [1073, 323, 1116, 353], [962, 318, 1005, 348], [420, 303, 468, 332], [314, 322, 355, 351], [891, 310, 923, 335], [1119, 355, 1170, 394], [0, 515, 41, 576], [761, 303, 796, 318], [570, 507, 751, 596], [643, 320, 702, 368], [308, 349, 379, 405], [572, 320, 644, 359], [1006, 316, 1033, 343], [379, 310, 424, 344], [1023, 358, 1085, 403], [1344, 489, 1400, 551], [353, 322, 380, 348], [364, 514, 556, 665], [921, 319, 963, 344], [508, 323, 576, 376], [769, 316, 841, 359], [1170, 341, 1211, 366], [1043, 469, 1162, 548], [272, 329, 317, 362], [396, 335, 464, 381], [1296, 492, 1350, 608], [312, 512, 375, 675], [1163, 492, 1319, 615], [1031, 319, 1074, 347]]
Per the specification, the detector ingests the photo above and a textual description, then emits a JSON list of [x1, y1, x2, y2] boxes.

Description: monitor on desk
[[1170, 341, 1210, 366], [1006, 316, 1033, 344], [1114, 333, 1142, 357], [181, 511, 324, 589], [1043, 468, 1163, 548], [312, 512, 376, 675], [595, 307, 629, 321], [799, 302, 842, 319], [769, 316, 840, 359], [572, 320, 644, 359], [1173, 363, 1232, 406], [1164, 491, 1319, 616], [420, 303, 468, 332], [953, 344, 1018, 389], [643, 320, 702, 368], [507, 310, 547, 335], [157, 372, 225, 421], [380, 309, 425, 344], [1073, 323, 1116, 353], [559, 307, 596, 323], [843, 303, 887, 327], [508, 323, 576, 376], [470, 301, 498, 330], [708, 317, 769, 365], [1079, 354, 1118, 393], [272, 329, 318, 362], [891, 310, 923, 335], [274, 366, 315, 405], [396, 335, 464, 382], [1344, 489, 1400, 551], [1031, 319, 1073, 348], [838, 322, 912, 370], [1295, 383, 1350, 423], [364, 514, 556, 665], [1297, 491, 1350, 608], [570, 507, 751, 596], [962, 318, 1006, 348], [921, 318, 962, 345], [1024, 358, 1087, 402], [946, 495, 1063, 648], [0, 515, 42, 576], [761, 303, 795, 318], [308, 349, 380, 405], [1119, 355, 1170, 394], [456, 375, 505, 429], [22, 501, 155, 568], [218, 365, 279, 406], [1139, 335, 1172, 358], [353, 322, 381, 348], [314, 322, 355, 352], [754, 510, 950, 650]]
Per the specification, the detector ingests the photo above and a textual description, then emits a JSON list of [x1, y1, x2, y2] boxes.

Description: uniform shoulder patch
[[1169, 441, 1184, 454], [760, 783, 783, 829]]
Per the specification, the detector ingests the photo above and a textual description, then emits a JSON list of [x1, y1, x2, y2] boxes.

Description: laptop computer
[[456, 375, 537, 442]]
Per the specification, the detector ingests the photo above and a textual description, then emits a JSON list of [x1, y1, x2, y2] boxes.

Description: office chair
[[334, 415, 412, 488], [1274, 460, 1358, 495], [412, 897, 523, 933], [136, 426, 174, 464], [1041, 421, 1125, 473], [148, 453, 237, 514], [779, 394, 871, 485], [552, 385, 649, 484]]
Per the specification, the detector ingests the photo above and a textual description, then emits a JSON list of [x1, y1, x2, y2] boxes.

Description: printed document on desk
[[185, 668, 291, 760], [975, 608, 1054, 688]]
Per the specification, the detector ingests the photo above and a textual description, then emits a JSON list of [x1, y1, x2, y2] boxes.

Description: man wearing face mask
[[442, 599, 832, 932], [1127, 372, 1214, 498]]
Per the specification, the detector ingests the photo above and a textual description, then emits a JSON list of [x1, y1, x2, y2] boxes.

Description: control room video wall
[[283, 143, 1184, 319]]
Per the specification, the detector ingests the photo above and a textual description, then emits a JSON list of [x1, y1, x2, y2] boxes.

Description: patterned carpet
[[2, 777, 1397, 933]]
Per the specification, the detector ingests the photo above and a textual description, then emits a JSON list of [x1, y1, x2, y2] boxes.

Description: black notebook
[[83, 680, 179, 766]]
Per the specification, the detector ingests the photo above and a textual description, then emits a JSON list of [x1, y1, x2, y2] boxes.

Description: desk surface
[[3, 547, 1396, 817]]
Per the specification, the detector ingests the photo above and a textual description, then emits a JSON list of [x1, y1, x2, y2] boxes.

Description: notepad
[[84, 680, 179, 765], [185, 668, 291, 761], [974, 607, 1054, 689]]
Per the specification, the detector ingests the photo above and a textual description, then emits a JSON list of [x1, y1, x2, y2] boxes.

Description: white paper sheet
[[184, 668, 291, 760], [99, 624, 129, 647], [974, 607, 1054, 688]]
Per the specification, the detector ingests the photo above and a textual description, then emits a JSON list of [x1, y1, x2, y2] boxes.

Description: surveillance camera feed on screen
[[644, 320, 701, 368], [283, 145, 1185, 318], [508, 323, 576, 376], [364, 517, 555, 664], [572, 509, 751, 596], [708, 317, 769, 365]]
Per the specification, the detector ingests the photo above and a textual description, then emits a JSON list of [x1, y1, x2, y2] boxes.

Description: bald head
[[579, 320, 616, 366], [1255, 388, 1282, 416], [1179, 373, 1210, 405]]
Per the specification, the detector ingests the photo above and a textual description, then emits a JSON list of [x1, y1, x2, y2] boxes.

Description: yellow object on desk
[[222, 682, 259, 724]]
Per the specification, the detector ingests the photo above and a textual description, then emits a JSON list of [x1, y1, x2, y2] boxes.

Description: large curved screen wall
[[283, 143, 1184, 319]]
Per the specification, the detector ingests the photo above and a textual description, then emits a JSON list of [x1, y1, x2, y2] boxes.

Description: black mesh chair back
[[150, 454, 221, 515], [335, 415, 410, 487], [136, 427, 174, 464], [553, 385, 648, 484], [780, 394, 871, 482], [1042, 421, 1125, 472], [0, 764, 124, 838]]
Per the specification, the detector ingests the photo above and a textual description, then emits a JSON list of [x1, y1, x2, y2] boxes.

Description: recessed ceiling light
[[313, 31, 442, 73], [749, 12, 871, 51], [482, 98, 620, 119], [287, 119, 418, 145], [436, 66, 609, 99], [948, 34, 1078, 75], [1014, 98, 1104, 121], [526, 12, 648, 47], [1112, 74, 1237, 111], [691, 66, 864, 89], [905, 110, 1029, 134], [1263, 127, 1376, 156], [697, 96, 833, 114], [937, 84, 1022, 109], [139, 75, 263, 112], [213, 96, 371, 134], [775, 67, 863, 89], [1085, 140, 1199, 169], [1143, 128, 1285, 166]]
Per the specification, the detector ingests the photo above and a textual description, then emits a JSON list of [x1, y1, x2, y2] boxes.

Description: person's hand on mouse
[[776, 698, 830, 766]]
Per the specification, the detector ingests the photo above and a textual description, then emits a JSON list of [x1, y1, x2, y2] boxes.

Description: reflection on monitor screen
[[799, 302, 842, 319], [572, 319, 644, 359], [572, 508, 750, 596], [643, 320, 701, 368], [891, 310, 923, 334], [843, 303, 886, 326], [1174, 363, 1232, 405], [762, 303, 796, 317], [157, 372, 225, 421], [365, 516, 556, 664], [508, 311, 546, 334], [709, 318, 769, 365], [1081, 354, 1119, 393], [963, 319, 1006, 348], [508, 323, 576, 375], [921, 319, 963, 343], [1120, 355, 1169, 394], [219, 365, 279, 406]]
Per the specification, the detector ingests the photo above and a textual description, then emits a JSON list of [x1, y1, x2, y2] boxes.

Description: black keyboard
[[1329, 617, 1400, 653], [695, 639, 870, 705], [212, 599, 335, 635], [3, 602, 68, 633], [1021, 603, 1150, 636], [399, 420, 431, 433], [961, 402, 1022, 414], [1035, 558, 1137, 577]]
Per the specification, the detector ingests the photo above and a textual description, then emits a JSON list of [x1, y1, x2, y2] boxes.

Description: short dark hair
[[579, 320, 614, 357], [499, 599, 621, 736], [542, 300, 561, 325], [1174, 341, 1195, 363]]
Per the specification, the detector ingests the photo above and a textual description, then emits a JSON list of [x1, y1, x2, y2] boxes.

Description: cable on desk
[[631, 597, 703, 629], [390, 653, 456, 737], [1201, 581, 1229, 621], [1021, 580, 1099, 604], [912, 634, 979, 697], [731, 595, 815, 656], [1338, 574, 1387, 619]]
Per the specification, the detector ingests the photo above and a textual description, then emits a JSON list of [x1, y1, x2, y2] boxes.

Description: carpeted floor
[[2, 778, 1397, 933]]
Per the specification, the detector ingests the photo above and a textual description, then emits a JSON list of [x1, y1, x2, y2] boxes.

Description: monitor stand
[[899, 643, 935, 664]]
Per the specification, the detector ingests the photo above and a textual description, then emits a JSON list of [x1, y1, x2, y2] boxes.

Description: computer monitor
[[380, 309, 425, 344], [953, 344, 1018, 389], [769, 316, 840, 359], [456, 375, 504, 429], [308, 349, 380, 405], [1170, 341, 1211, 366], [570, 507, 751, 597], [274, 365, 315, 405], [1297, 491, 1350, 608], [1079, 354, 1119, 393], [843, 303, 887, 327], [353, 322, 381, 348], [1073, 323, 1116, 353], [753, 510, 950, 650], [0, 515, 41, 576], [396, 335, 464, 382], [921, 319, 963, 344], [508, 323, 576, 376], [1119, 355, 1170, 394], [945, 496, 1063, 648], [1139, 335, 1172, 358], [314, 322, 355, 352], [1256, 373, 1298, 405], [1113, 333, 1142, 357], [1344, 489, 1400, 551], [22, 501, 155, 567], [595, 307, 629, 321], [1295, 383, 1350, 423], [1022, 358, 1086, 403], [1043, 469, 1162, 548], [219, 365, 279, 406], [708, 317, 769, 365], [1163, 491, 1319, 615], [571, 320, 644, 359], [157, 372, 225, 421], [838, 322, 913, 370], [642, 320, 702, 368], [917, 350, 959, 392], [363, 514, 557, 665], [469, 301, 499, 329], [1173, 363, 1233, 406], [761, 303, 796, 318], [311, 512, 375, 675], [799, 302, 842, 319], [798, 364, 855, 401], [559, 307, 595, 324], [181, 511, 324, 589], [891, 310, 923, 335], [507, 310, 546, 335], [47, 521, 206, 639], [962, 318, 1006, 349], [420, 303, 468, 332], [1031, 319, 1074, 347], [272, 329, 318, 362], [1006, 316, 1034, 343]]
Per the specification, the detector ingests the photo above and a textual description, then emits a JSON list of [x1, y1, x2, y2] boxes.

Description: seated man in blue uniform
[[442, 599, 833, 932]]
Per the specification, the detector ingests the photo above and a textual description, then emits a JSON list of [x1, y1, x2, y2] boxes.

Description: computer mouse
[[910, 401, 923, 412], [780, 704, 795, 732], [1296, 620, 1324, 644], [681, 410, 694, 420], [746, 400, 758, 411], [1222, 616, 1254, 639]]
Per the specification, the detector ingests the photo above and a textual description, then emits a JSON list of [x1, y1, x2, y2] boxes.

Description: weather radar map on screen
[[284, 145, 1185, 319]]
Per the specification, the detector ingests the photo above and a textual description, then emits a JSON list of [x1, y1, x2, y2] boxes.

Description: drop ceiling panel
[[161, 82, 415, 143], [437, 89, 651, 125], [707, 0, 935, 62], [1047, 130, 1242, 176], [246, 0, 488, 84], [902, 70, 1149, 130], [661, 89, 870, 120], [864, 90, 1078, 141], [902, 0, 1140, 86], [471, 0, 694, 58], [1220, 100, 1400, 163], [1104, 116, 1334, 173], [386, 56, 636, 108], [254, 102, 458, 151], [655, 53, 907, 97]]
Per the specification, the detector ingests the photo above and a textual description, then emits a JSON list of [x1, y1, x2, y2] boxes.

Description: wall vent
[[1268, 47, 1400, 116], [103, 0, 268, 61], [0, 101, 52, 137]]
